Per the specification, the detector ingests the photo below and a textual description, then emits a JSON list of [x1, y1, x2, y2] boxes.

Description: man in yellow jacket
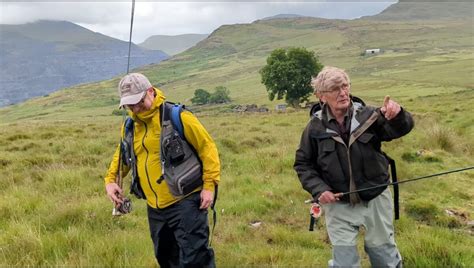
[[104, 73, 220, 267]]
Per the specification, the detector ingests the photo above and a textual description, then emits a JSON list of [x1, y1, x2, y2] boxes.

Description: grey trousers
[[322, 188, 402, 268]]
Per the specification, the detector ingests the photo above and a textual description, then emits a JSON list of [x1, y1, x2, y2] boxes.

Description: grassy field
[[1, 14, 473, 267]]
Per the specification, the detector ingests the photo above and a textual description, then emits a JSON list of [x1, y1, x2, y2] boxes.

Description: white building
[[365, 48, 381, 55]]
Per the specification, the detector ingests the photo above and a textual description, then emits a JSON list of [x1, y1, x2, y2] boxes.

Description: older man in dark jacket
[[294, 66, 413, 267]]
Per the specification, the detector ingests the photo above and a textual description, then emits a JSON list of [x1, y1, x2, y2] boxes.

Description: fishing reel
[[112, 197, 132, 216], [305, 199, 322, 231]]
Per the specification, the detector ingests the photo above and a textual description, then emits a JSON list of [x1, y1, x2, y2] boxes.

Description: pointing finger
[[383, 95, 390, 107]]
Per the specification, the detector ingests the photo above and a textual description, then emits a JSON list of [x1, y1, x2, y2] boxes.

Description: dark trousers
[[147, 192, 215, 268]]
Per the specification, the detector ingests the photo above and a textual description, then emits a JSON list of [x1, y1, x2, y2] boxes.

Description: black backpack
[[158, 102, 204, 197]]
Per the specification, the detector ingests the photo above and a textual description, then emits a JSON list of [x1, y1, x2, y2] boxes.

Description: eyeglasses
[[125, 92, 147, 110], [321, 83, 350, 94]]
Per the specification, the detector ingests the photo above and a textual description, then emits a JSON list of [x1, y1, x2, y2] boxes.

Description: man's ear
[[316, 91, 326, 103], [315, 91, 321, 99]]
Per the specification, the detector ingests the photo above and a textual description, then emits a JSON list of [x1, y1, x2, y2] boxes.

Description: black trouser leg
[[148, 206, 180, 268], [166, 192, 215, 268], [148, 192, 215, 268]]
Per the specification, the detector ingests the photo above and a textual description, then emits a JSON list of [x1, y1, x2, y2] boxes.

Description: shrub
[[191, 88, 211, 105], [209, 86, 231, 104]]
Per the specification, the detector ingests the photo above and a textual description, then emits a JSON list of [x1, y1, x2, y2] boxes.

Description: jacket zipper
[[136, 117, 159, 208], [345, 144, 359, 204], [335, 110, 379, 204], [332, 136, 358, 204]]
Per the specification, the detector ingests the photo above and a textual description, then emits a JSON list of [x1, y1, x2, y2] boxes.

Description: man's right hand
[[318, 191, 341, 204], [106, 182, 124, 207]]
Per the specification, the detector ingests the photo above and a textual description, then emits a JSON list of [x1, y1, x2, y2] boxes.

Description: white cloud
[[0, 1, 396, 43]]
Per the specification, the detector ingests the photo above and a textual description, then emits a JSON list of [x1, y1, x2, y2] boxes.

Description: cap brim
[[119, 91, 146, 108]]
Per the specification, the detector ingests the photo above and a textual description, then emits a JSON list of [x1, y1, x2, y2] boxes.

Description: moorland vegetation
[[1, 4, 473, 266]]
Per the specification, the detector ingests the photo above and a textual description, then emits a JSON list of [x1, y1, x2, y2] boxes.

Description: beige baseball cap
[[118, 73, 152, 108]]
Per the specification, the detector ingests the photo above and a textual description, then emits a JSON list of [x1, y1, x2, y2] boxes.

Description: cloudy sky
[[0, 1, 396, 43]]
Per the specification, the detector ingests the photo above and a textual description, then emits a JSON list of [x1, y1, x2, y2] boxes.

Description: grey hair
[[311, 66, 350, 94]]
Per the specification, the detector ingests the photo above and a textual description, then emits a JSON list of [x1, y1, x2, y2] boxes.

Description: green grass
[[0, 108, 472, 266], [1, 14, 473, 267]]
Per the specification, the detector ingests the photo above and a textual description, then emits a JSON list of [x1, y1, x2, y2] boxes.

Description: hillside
[[261, 14, 309, 20], [0, 1, 473, 267], [139, 33, 208, 55], [0, 20, 169, 107], [1, 1, 472, 138], [369, 0, 474, 20]]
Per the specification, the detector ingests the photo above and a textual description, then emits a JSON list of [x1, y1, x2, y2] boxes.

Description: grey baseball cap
[[118, 73, 152, 108]]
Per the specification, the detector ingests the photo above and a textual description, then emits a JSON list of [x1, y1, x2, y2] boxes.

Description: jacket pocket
[[321, 138, 335, 152], [356, 133, 388, 180], [317, 139, 345, 184]]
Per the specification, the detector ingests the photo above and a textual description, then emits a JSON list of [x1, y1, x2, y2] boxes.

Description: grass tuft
[[426, 124, 456, 152]]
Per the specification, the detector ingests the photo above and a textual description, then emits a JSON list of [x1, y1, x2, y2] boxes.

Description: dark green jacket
[[294, 99, 414, 203]]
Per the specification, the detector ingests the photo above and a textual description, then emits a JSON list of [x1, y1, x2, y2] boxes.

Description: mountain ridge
[[1, 0, 472, 109], [139, 33, 208, 56], [367, 0, 473, 20], [0, 20, 169, 107]]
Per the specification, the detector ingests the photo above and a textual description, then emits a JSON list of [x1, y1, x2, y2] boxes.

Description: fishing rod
[[113, 0, 136, 216], [307, 166, 474, 203], [334, 166, 474, 199], [305, 166, 473, 231]]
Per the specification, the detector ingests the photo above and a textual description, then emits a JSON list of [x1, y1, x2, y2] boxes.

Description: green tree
[[260, 47, 323, 107], [191, 88, 211, 105], [209, 86, 231, 104]]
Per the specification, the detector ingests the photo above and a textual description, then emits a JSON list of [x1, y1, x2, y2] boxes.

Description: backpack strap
[[120, 116, 134, 167], [124, 117, 134, 133], [160, 101, 185, 139], [170, 104, 185, 139], [121, 117, 146, 199], [384, 153, 399, 220], [209, 185, 218, 247]]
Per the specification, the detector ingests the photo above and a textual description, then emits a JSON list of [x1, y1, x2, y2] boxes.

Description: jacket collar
[[130, 87, 166, 121]]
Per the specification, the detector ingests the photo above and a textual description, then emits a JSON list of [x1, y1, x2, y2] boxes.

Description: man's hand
[[318, 191, 341, 204], [106, 182, 124, 208], [380, 95, 401, 120], [199, 189, 214, 210]]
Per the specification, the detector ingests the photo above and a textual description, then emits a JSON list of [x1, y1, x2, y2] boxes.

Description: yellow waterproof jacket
[[104, 88, 220, 209]]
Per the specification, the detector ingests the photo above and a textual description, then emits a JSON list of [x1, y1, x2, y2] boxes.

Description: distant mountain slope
[[367, 0, 474, 20], [130, 0, 472, 105], [0, 0, 472, 121], [0, 20, 169, 107], [260, 14, 309, 21], [139, 34, 208, 56]]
